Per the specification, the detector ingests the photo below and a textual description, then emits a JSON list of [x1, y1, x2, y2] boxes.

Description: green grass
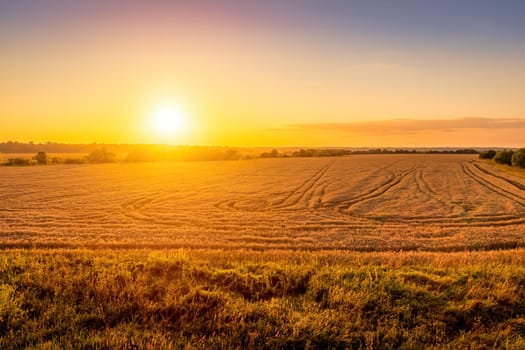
[[484, 159, 525, 180], [1, 249, 525, 349]]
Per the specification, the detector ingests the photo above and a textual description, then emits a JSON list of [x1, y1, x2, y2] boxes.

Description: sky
[[1, 0, 524, 147]]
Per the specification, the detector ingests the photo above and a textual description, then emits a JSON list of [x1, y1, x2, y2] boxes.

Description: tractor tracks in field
[[372, 161, 525, 228], [325, 162, 525, 228], [434, 160, 525, 227], [213, 159, 525, 229], [119, 191, 191, 225], [271, 160, 336, 210], [413, 167, 456, 210], [310, 166, 415, 224], [120, 192, 164, 222], [380, 213, 525, 227], [461, 161, 525, 207], [329, 167, 416, 213], [215, 159, 337, 212], [414, 167, 436, 196], [472, 162, 525, 190], [399, 162, 525, 227]]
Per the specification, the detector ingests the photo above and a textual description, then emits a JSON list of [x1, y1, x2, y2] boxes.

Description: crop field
[[2, 154, 525, 348], [1, 154, 525, 251]]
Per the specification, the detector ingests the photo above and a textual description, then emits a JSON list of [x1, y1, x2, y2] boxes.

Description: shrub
[[292, 149, 350, 157], [6, 158, 32, 166], [224, 148, 241, 160], [479, 150, 496, 160], [261, 149, 279, 158], [494, 150, 514, 166], [33, 152, 47, 165], [511, 149, 525, 168], [86, 148, 116, 163], [454, 149, 478, 154]]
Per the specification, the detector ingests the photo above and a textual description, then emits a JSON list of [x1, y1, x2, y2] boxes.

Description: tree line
[[261, 148, 479, 158], [1, 147, 244, 166], [4, 144, 523, 167], [479, 149, 525, 168], [2, 149, 117, 166]]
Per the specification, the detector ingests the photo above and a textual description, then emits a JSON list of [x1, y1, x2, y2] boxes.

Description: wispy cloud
[[288, 118, 525, 135]]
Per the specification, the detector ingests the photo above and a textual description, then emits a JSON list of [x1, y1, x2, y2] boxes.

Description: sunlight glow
[[147, 103, 190, 142]]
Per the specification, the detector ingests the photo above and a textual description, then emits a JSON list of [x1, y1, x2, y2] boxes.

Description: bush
[[6, 158, 32, 166], [511, 149, 525, 168], [479, 150, 496, 160], [261, 149, 279, 158], [33, 152, 47, 165], [292, 149, 350, 157], [494, 150, 514, 166], [454, 149, 479, 154], [86, 148, 116, 163]]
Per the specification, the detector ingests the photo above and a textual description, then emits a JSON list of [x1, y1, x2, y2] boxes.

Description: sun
[[147, 103, 190, 141]]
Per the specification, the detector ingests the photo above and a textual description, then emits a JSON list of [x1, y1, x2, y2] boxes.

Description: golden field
[[1, 155, 525, 348], [1, 154, 525, 251]]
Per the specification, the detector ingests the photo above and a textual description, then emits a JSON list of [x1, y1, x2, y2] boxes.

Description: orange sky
[[1, 1, 524, 147]]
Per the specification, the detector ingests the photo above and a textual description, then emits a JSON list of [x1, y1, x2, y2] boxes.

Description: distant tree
[[33, 151, 48, 165], [86, 148, 116, 163], [224, 148, 241, 160], [455, 149, 478, 154], [479, 150, 496, 159], [511, 149, 525, 168], [494, 150, 514, 166], [6, 158, 31, 166], [292, 148, 350, 157], [261, 149, 279, 158]]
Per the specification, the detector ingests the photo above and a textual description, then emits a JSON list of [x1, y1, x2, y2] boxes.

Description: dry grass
[[1, 249, 525, 349], [484, 159, 525, 180]]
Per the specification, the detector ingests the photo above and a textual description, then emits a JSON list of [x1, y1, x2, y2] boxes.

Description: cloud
[[288, 118, 525, 135]]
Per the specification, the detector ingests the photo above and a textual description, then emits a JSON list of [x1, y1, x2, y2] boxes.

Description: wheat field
[[2, 154, 524, 251], [2, 154, 525, 348]]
